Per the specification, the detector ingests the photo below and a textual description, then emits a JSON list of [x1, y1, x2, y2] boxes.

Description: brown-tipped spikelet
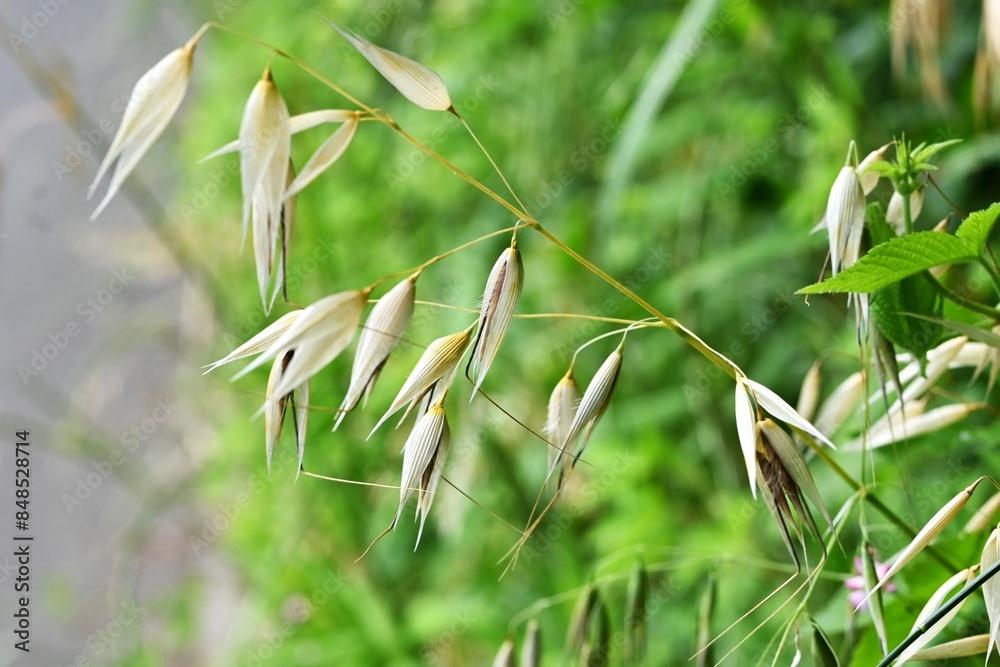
[[335, 276, 416, 430], [239, 68, 291, 314], [219, 290, 367, 410], [544, 369, 580, 476], [322, 18, 453, 112], [562, 343, 623, 472], [370, 328, 472, 436], [265, 350, 308, 477], [825, 145, 866, 276], [394, 401, 450, 549], [467, 240, 524, 400], [89, 41, 196, 219]]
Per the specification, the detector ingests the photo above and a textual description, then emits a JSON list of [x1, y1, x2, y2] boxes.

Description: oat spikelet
[[984, 525, 1000, 662], [335, 276, 416, 430], [886, 188, 925, 235], [735, 379, 759, 499], [239, 68, 291, 313], [825, 144, 866, 276], [89, 41, 195, 219], [285, 112, 360, 199], [322, 17, 453, 112], [468, 240, 524, 400], [394, 401, 450, 549], [225, 290, 368, 406], [204, 310, 302, 373], [204, 109, 359, 160], [370, 328, 471, 436], [544, 369, 580, 476], [521, 619, 541, 667], [861, 478, 985, 607], [910, 634, 991, 661], [857, 143, 891, 195], [745, 379, 836, 449], [563, 343, 623, 470], [760, 419, 831, 528], [492, 638, 515, 667], [896, 567, 976, 665], [965, 492, 1000, 534]]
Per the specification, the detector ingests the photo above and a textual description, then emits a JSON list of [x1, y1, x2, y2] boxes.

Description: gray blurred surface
[[0, 2, 238, 665]]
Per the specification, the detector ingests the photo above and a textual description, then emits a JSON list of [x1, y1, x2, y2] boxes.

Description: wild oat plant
[[90, 15, 1000, 667]]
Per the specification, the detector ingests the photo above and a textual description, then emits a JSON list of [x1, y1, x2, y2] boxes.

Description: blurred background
[[2, 0, 1000, 664]]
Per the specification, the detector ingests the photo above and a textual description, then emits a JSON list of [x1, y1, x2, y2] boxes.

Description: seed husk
[[89, 42, 195, 219], [825, 147, 866, 276], [335, 277, 416, 430], [324, 18, 453, 112], [564, 344, 623, 470], [468, 241, 524, 400], [544, 369, 581, 477], [285, 113, 360, 199]]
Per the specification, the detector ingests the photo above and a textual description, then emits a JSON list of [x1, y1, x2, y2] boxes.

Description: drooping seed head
[[564, 344, 623, 467], [285, 113, 360, 199], [759, 418, 831, 528], [239, 68, 291, 313], [336, 276, 416, 430], [323, 18, 453, 111], [885, 187, 925, 235], [89, 42, 195, 219], [544, 369, 580, 476], [825, 146, 866, 276], [225, 290, 368, 409], [857, 143, 891, 195], [395, 402, 449, 542], [370, 328, 472, 436], [468, 241, 524, 400]]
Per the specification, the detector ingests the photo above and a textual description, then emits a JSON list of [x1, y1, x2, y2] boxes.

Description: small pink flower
[[845, 556, 896, 611]]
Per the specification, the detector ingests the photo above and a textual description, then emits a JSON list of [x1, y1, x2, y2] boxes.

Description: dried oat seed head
[[735, 379, 760, 498], [204, 309, 302, 373], [239, 68, 291, 312], [886, 187, 925, 235], [336, 276, 416, 430], [323, 18, 453, 112], [395, 402, 448, 535], [544, 369, 581, 476], [857, 143, 891, 195], [825, 146, 866, 276], [468, 241, 524, 400], [285, 112, 360, 199], [760, 418, 831, 528], [89, 43, 195, 219], [564, 344, 623, 468], [984, 525, 1000, 662], [370, 328, 472, 436]]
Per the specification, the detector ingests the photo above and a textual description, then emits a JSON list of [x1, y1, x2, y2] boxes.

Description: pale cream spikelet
[[886, 188, 925, 235], [744, 378, 836, 449], [370, 328, 472, 436], [984, 525, 1000, 662], [857, 142, 891, 195], [468, 239, 524, 400], [335, 276, 417, 430], [285, 112, 360, 199], [204, 309, 302, 373], [224, 290, 368, 407], [544, 369, 580, 476], [322, 17, 453, 112], [795, 360, 822, 423], [203, 109, 359, 160], [394, 401, 450, 549], [563, 343, 623, 468], [896, 567, 977, 665], [825, 144, 866, 275], [239, 68, 291, 313], [860, 477, 986, 607], [89, 39, 196, 219], [735, 378, 760, 498]]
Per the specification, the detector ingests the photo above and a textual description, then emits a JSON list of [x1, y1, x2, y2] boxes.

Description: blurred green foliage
[[129, 0, 1000, 663]]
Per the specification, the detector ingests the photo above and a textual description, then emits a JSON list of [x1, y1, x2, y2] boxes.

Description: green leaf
[[799, 232, 977, 294], [955, 202, 1000, 251], [871, 273, 942, 362], [910, 138, 961, 164]]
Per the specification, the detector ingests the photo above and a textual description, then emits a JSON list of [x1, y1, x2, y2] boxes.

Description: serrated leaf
[[905, 314, 1000, 349], [799, 232, 977, 295], [955, 203, 1000, 251]]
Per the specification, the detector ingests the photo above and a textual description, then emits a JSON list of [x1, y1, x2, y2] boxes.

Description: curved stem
[[978, 256, 1000, 300], [925, 272, 1000, 320]]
